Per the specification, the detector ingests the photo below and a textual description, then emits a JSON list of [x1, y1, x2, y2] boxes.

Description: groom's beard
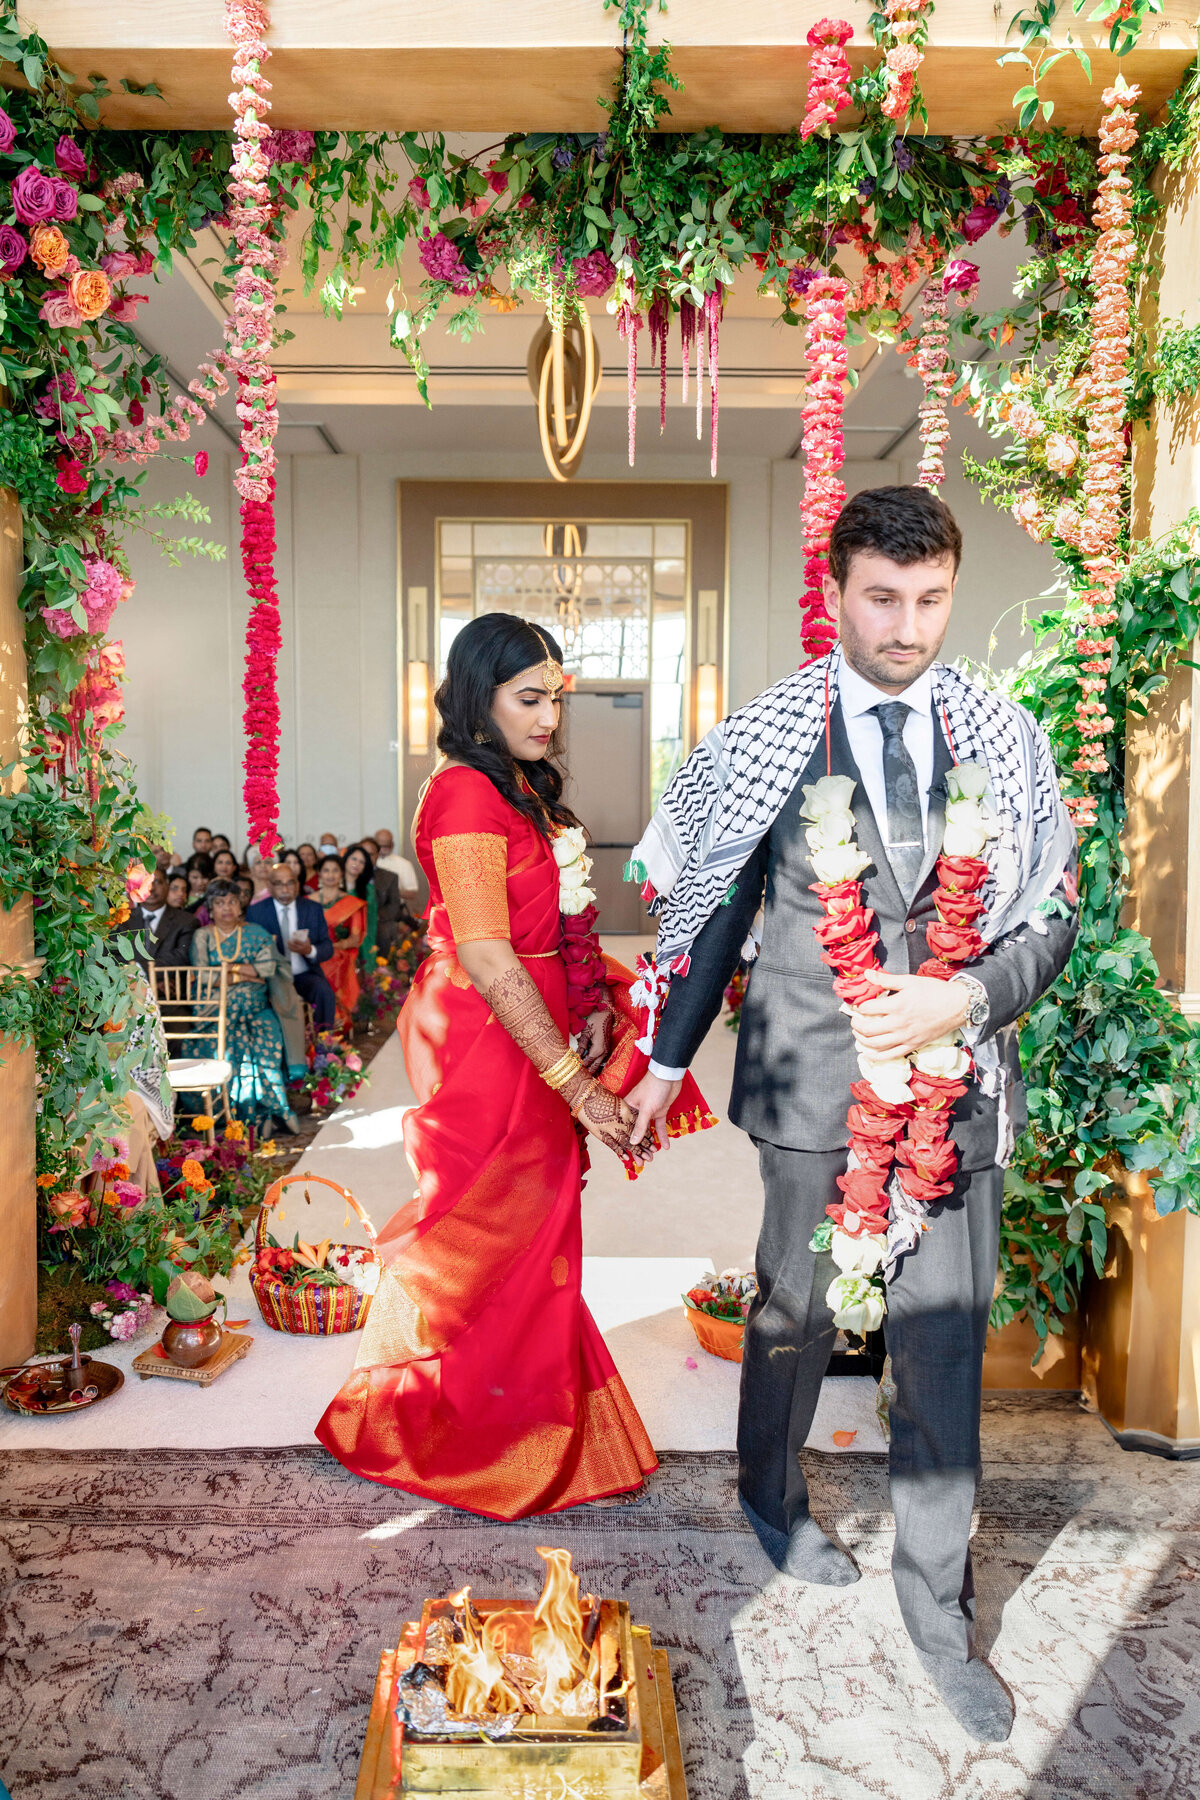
[[838, 615, 946, 692]]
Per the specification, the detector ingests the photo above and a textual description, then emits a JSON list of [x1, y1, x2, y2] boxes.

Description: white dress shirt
[[647, 662, 939, 1082], [377, 851, 418, 892], [141, 904, 166, 936], [274, 898, 308, 975]]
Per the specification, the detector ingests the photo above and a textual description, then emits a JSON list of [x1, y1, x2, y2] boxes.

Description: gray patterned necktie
[[871, 701, 924, 898]]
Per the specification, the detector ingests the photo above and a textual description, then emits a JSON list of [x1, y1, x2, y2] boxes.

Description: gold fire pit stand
[[354, 1600, 687, 1800]]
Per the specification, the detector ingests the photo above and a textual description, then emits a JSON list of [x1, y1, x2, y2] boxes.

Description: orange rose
[[49, 1189, 91, 1228], [29, 223, 70, 276], [68, 268, 112, 322]]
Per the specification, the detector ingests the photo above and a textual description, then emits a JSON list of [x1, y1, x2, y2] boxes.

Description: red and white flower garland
[[1066, 79, 1140, 821], [801, 19, 854, 140], [802, 764, 997, 1326], [798, 275, 850, 661]]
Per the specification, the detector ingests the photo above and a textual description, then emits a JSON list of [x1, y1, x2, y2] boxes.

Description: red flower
[[849, 1079, 910, 1117], [925, 923, 984, 963], [813, 904, 873, 947], [896, 1136, 957, 1182], [810, 878, 863, 904], [908, 1069, 968, 1109], [827, 1199, 889, 1237], [55, 455, 88, 494], [819, 933, 880, 975], [915, 957, 953, 981], [834, 972, 887, 1005], [936, 856, 989, 892], [934, 891, 985, 928], [836, 1167, 891, 1211], [849, 1136, 896, 1174], [897, 1167, 956, 1203], [846, 1103, 903, 1143]]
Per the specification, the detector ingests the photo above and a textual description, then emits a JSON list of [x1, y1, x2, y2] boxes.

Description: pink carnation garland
[[880, 0, 931, 123], [801, 19, 854, 140]]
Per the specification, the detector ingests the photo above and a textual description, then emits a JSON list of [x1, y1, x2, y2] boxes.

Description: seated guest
[[184, 853, 214, 909], [373, 827, 420, 911], [315, 852, 367, 1027], [151, 843, 174, 874], [211, 833, 232, 856], [318, 831, 341, 858], [358, 836, 403, 954], [192, 827, 213, 857], [296, 842, 320, 891], [187, 879, 294, 1130], [212, 848, 240, 882], [244, 847, 272, 900], [281, 847, 306, 889], [119, 866, 197, 972], [236, 874, 256, 913], [248, 862, 336, 1030], [166, 873, 190, 911]]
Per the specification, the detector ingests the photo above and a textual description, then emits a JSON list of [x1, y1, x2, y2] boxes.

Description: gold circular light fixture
[[527, 316, 602, 483]]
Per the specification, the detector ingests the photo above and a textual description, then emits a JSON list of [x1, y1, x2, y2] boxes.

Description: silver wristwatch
[[950, 973, 989, 1030]]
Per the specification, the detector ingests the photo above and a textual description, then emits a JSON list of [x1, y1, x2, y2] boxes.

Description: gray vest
[[730, 699, 1014, 1170]]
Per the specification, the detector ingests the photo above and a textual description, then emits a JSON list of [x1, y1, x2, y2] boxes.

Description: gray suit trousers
[[738, 1142, 1002, 1659]]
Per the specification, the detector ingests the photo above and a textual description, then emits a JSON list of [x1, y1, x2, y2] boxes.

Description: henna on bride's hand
[[482, 963, 569, 1070]]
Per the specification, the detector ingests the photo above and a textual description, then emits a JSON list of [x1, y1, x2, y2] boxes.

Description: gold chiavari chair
[[149, 963, 234, 1144]]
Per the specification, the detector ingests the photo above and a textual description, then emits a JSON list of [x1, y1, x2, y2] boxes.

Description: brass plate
[[1, 1357, 124, 1416]]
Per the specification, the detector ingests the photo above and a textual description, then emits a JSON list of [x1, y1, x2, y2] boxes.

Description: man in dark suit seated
[[120, 867, 198, 972], [247, 862, 336, 1029]]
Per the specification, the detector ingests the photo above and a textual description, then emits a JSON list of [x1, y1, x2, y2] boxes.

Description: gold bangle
[[541, 1049, 584, 1092]]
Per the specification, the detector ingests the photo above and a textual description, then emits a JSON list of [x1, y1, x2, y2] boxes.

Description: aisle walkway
[[0, 958, 883, 1454]]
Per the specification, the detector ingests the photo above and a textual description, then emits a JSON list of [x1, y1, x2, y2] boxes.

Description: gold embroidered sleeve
[[432, 832, 510, 943]]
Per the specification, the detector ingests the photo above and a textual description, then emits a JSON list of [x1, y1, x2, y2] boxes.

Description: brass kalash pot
[[160, 1273, 224, 1367]]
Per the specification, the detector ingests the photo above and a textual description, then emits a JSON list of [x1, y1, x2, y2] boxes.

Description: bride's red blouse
[[316, 764, 658, 1518]]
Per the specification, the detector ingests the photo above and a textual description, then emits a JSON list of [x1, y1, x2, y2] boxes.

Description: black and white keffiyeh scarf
[[631, 646, 1075, 980]]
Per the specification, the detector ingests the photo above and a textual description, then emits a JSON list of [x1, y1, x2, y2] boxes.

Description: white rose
[[800, 775, 857, 822], [558, 860, 588, 889], [830, 1228, 887, 1277], [945, 762, 991, 804], [810, 844, 873, 885], [560, 885, 596, 916], [942, 817, 992, 858], [553, 828, 588, 865], [913, 1041, 971, 1079], [856, 1051, 914, 1105], [805, 812, 856, 851], [825, 1274, 886, 1335]]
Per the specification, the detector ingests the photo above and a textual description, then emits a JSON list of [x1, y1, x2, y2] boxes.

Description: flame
[[436, 1551, 602, 1720]]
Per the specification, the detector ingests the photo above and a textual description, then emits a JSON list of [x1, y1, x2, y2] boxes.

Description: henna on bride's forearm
[[482, 963, 572, 1076]]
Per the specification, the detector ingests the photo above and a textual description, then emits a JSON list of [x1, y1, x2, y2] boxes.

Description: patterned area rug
[[1, 1396, 1198, 1800]]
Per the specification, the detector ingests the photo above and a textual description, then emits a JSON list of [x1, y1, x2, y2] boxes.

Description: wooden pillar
[[0, 484, 37, 1367], [1086, 147, 1200, 1454]]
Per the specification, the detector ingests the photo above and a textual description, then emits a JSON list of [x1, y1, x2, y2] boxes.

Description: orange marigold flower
[[68, 268, 113, 322], [223, 1120, 245, 1141], [29, 223, 70, 276], [180, 1157, 208, 1188], [191, 1114, 216, 1131], [36, 1171, 59, 1188]]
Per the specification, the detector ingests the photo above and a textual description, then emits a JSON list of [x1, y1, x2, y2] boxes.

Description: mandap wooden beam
[[0, 484, 37, 1370], [14, 0, 1200, 135]]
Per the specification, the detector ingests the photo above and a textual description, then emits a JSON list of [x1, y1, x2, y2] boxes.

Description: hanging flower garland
[[619, 287, 723, 474], [912, 258, 978, 489], [802, 765, 998, 1329], [225, 0, 286, 857], [797, 275, 850, 661], [880, 0, 932, 123], [1066, 79, 1141, 822], [801, 19, 854, 141]]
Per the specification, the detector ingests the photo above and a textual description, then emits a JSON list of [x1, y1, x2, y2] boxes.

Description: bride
[[318, 613, 709, 1519]]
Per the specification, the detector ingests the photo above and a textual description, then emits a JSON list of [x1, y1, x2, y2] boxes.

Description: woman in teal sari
[[186, 879, 292, 1127]]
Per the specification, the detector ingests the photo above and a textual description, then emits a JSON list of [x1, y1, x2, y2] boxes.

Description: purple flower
[[593, 133, 609, 163], [417, 230, 475, 294], [54, 136, 88, 180], [892, 136, 915, 174], [858, 177, 876, 198], [0, 107, 15, 154], [787, 264, 820, 298], [106, 1279, 140, 1303], [50, 177, 78, 222], [0, 223, 26, 272], [552, 142, 576, 170], [11, 165, 57, 224], [571, 250, 616, 298]]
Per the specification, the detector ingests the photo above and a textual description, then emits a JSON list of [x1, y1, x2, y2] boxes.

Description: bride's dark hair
[[434, 612, 580, 835]]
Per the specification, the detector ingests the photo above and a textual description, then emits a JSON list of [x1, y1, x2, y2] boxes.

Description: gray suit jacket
[[652, 696, 1078, 1170]]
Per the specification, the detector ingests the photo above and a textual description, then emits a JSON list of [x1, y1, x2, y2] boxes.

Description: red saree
[[320, 892, 365, 1027], [317, 766, 661, 1519]]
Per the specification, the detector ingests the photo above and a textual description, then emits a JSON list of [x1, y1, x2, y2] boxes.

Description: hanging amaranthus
[[880, 0, 930, 123], [705, 288, 722, 477], [912, 258, 978, 489], [801, 19, 854, 140], [797, 275, 849, 662], [616, 300, 641, 467], [1067, 80, 1140, 812], [226, 0, 286, 857]]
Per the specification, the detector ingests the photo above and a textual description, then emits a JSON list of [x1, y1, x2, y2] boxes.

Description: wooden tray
[[132, 1330, 253, 1387]]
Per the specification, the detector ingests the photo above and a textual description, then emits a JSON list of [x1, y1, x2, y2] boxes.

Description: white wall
[[118, 441, 1056, 860]]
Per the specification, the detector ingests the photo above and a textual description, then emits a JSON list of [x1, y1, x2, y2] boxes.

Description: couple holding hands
[[318, 485, 1077, 1743]]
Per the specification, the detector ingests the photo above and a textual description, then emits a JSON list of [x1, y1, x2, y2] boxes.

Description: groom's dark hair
[[829, 485, 962, 587]]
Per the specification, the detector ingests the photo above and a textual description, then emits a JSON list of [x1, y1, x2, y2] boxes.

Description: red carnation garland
[[801, 19, 854, 140], [797, 275, 850, 662], [240, 476, 282, 856]]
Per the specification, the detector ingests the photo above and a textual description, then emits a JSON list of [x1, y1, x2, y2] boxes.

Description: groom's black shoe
[[739, 1494, 860, 1587]]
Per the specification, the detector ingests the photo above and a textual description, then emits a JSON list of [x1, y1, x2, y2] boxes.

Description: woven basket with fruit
[[249, 1174, 381, 1334]]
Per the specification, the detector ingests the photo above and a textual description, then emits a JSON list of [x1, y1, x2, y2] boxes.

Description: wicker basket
[[684, 1303, 746, 1363], [250, 1173, 379, 1335]]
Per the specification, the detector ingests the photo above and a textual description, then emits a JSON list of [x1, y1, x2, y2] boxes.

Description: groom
[[627, 486, 1077, 1742]]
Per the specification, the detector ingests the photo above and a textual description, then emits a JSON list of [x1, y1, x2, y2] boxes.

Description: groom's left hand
[[849, 967, 969, 1057]]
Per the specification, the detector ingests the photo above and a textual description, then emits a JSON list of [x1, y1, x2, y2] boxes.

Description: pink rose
[[0, 224, 26, 272], [941, 258, 980, 299], [407, 176, 430, 210], [961, 201, 999, 244], [1045, 433, 1079, 477], [39, 288, 85, 329], [11, 165, 58, 224], [101, 250, 142, 280], [106, 293, 146, 322], [54, 455, 89, 494], [54, 137, 89, 180], [193, 451, 209, 477], [0, 107, 15, 154], [50, 177, 78, 222], [41, 604, 83, 639]]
